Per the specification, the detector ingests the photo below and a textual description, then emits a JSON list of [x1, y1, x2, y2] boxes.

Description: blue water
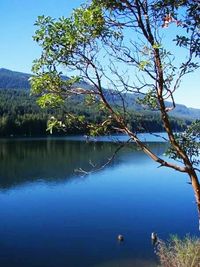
[[0, 137, 199, 267]]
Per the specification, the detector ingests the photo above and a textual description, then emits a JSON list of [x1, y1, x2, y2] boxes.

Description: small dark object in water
[[151, 232, 157, 243], [117, 234, 124, 242]]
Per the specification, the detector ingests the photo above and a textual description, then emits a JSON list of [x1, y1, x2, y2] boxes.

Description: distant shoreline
[[0, 132, 169, 143]]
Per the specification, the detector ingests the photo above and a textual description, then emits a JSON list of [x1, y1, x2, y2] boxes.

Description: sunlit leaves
[[88, 117, 113, 136], [137, 89, 159, 110], [31, 0, 200, 175], [152, 43, 162, 49], [92, 0, 126, 12], [32, 4, 107, 76], [139, 60, 150, 71], [73, 5, 105, 38], [47, 114, 86, 134], [37, 94, 64, 108], [166, 120, 200, 166], [30, 71, 63, 95]]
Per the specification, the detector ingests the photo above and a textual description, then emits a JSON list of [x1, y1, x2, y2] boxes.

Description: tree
[[31, 0, 200, 225]]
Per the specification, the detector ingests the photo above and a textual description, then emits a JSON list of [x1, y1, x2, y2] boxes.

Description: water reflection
[[0, 138, 198, 267], [0, 139, 167, 190]]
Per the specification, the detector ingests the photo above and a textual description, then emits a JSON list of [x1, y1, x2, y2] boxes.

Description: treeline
[[0, 89, 47, 136], [0, 89, 190, 137]]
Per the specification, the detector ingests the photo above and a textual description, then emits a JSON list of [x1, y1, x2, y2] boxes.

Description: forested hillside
[[0, 68, 197, 137], [1, 68, 200, 118], [0, 68, 30, 89], [0, 88, 190, 137]]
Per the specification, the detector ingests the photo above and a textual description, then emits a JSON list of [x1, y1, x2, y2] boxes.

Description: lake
[[0, 135, 199, 267]]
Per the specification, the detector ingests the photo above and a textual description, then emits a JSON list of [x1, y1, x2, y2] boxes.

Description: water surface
[[0, 137, 199, 267]]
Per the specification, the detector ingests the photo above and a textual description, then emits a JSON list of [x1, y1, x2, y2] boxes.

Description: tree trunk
[[189, 170, 200, 229]]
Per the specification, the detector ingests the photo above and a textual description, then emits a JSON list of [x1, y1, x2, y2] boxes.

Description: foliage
[[0, 89, 48, 136], [0, 89, 188, 137], [166, 120, 200, 166], [137, 89, 159, 110], [31, 0, 200, 205], [156, 235, 200, 267], [154, 0, 200, 57]]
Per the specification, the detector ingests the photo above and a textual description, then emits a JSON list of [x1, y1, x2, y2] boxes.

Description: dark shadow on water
[[0, 138, 167, 190]]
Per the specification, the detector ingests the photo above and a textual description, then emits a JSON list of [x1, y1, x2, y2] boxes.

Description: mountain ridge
[[0, 68, 199, 120]]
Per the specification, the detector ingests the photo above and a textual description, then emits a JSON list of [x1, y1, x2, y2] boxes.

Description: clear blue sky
[[0, 0, 199, 108]]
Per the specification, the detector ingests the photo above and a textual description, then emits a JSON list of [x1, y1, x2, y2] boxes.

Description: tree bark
[[188, 170, 200, 229]]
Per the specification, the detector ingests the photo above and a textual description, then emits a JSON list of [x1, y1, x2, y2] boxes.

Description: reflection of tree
[[0, 139, 166, 190]]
